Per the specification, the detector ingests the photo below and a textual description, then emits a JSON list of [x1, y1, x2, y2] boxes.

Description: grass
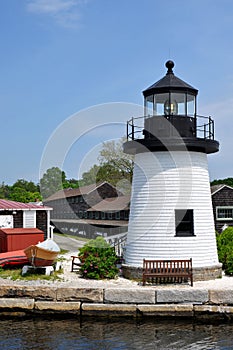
[[0, 264, 64, 282]]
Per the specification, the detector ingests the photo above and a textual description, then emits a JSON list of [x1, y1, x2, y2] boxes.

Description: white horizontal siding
[[23, 210, 36, 228], [124, 151, 219, 268]]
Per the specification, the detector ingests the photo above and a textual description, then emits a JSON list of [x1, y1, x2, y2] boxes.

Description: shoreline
[[1, 253, 233, 320]]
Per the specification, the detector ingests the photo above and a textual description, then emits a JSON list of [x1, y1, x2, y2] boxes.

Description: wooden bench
[[71, 256, 82, 272], [142, 258, 193, 286]]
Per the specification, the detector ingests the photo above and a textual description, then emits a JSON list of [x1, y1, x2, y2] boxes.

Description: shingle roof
[[87, 195, 130, 212], [211, 184, 233, 195], [43, 182, 119, 202], [0, 199, 52, 211]]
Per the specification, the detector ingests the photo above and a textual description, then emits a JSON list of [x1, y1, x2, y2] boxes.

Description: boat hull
[[0, 250, 29, 267], [24, 245, 59, 267]]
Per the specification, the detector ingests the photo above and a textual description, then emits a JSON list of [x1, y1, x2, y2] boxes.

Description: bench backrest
[[143, 259, 192, 274]]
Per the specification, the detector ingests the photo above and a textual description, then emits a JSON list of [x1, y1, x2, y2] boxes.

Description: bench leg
[[191, 275, 193, 287], [142, 275, 146, 286]]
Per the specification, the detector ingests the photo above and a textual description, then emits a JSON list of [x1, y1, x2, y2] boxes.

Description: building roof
[[0, 199, 52, 211], [143, 60, 198, 97], [211, 184, 233, 195], [87, 195, 130, 212], [44, 181, 120, 202]]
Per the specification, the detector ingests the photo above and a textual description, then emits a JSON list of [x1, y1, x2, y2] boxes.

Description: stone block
[[82, 303, 137, 317], [104, 288, 155, 304], [0, 298, 34, 310], [138, 304, 193, 317], [56, 287, 104, 302], [35, 301, 80, 314], [156, 288, 208, 304], [194, 304, 233, 321], [194, 305, 220, 313], [0, 286, 57, 300], [209, 289, 233, 305]]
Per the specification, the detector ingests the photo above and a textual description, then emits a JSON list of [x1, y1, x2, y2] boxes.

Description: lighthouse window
[[216, 207, 233, 221], [175, 209, 194, 236]]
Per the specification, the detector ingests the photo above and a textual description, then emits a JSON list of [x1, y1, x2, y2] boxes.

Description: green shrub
[[78, 236, 119, 279], [217, 227, 233, 275]]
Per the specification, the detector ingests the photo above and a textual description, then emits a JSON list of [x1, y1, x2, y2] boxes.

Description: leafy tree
[[80, 138, 134, 193], [12, 179, 40, 192], [9, 187, 42, 203], [81, 164, 101, 186], [40, 167, 67, 199], [98, 137, 134, 183], [63, 178, 80, 189], [0, 180, 42, 203], [0, 182, 10, 199]]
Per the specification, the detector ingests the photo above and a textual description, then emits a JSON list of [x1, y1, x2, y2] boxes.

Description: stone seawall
[[1, 285, 233, 321]]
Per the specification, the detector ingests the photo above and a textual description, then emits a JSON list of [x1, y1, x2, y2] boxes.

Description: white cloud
[[26, 0, 87, 28]]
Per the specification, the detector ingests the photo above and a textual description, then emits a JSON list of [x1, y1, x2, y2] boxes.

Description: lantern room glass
[[144, 92, 196, 117]]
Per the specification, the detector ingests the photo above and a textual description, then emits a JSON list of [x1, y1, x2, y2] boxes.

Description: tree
[[0, 180, 42, 203], [80, 138, 134, 193], [9, 187, 42, 203], [98, 137, 134, 183], [0, 182, 10, 199], [12, 179, 40, 193], [81, 164, 101, 186], [40, 167, 67, 199], [62, 178, 80, 189]]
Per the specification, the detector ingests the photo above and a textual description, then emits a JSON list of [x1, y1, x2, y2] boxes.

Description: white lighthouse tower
[[123, 61, 222, 281]]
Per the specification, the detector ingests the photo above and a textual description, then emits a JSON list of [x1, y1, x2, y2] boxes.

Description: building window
[[101, 212, 105, 220], [108, 212, 112, 220], [89, 212, 93, 219], [95, 212, 99, 220], [116, 212, 120, 220], [175, 209, 194, 236], [216, 207, 233, 221]]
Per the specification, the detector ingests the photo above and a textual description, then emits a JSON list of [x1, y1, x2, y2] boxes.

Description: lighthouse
[[123, 60, 222, 281]]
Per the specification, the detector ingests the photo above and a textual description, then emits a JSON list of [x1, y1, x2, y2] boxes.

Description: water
[[1, 317, 233, 350]]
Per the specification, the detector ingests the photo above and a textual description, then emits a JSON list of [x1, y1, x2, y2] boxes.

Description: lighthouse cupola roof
[[143, 60, 198, 98]]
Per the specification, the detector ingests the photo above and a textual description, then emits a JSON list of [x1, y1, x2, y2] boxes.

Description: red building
[[0, 199, 52, 240]]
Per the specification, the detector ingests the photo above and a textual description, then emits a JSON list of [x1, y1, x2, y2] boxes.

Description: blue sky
[[1, 0, 233, 184]]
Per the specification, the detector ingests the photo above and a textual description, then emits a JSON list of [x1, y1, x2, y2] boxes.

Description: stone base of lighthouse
[[122, 264, 222, 282]]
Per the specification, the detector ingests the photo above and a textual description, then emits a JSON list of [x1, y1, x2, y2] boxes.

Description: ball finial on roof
[[165, 60, 174, 74]]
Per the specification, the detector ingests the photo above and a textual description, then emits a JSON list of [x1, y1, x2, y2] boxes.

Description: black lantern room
[[124, 61, 219, 155]]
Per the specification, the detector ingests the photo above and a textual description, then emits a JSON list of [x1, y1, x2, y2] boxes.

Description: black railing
[[126, 115, 215, 141]]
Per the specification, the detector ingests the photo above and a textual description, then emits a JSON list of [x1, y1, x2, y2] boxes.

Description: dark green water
[[1, 318, 233, 349]]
